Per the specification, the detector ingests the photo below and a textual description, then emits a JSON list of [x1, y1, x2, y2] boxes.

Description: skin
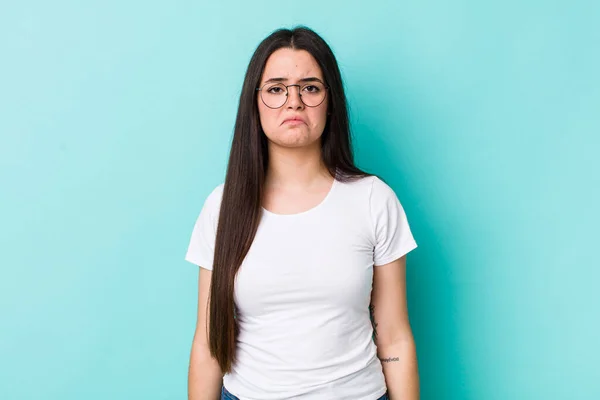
[[257, 47, 329, 150]]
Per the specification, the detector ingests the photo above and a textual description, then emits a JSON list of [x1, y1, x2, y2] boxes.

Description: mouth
[[282, 117, 306, 126], [283, 119, 305, 125]]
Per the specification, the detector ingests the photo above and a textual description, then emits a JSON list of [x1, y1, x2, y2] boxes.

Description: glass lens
[[260, 83, 287, 108], [299, 82, 326, 107]]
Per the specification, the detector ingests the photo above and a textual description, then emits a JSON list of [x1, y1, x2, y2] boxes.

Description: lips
[[282, 116, 306, 125]]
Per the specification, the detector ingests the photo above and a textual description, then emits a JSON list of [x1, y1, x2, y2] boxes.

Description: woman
[[185, 26, 419, 400]]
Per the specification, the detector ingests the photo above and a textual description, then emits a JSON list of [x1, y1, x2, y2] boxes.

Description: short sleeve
[[370, 177, 418, 266], [184, 184, 224, 270]]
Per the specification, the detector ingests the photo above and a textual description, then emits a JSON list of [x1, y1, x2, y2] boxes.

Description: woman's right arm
[[188, 267, 223, 400]]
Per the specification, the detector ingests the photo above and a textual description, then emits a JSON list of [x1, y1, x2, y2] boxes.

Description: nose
[[285, 85, 304, 109]]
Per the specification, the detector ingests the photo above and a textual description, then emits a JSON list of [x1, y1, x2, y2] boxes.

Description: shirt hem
[[374, 240, 418, 266]]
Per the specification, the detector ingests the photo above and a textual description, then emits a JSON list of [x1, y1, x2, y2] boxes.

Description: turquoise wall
[[1, 1, 598, 399]]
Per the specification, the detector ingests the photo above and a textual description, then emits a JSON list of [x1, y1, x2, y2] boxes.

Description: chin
[[274, 134, 321, 149]]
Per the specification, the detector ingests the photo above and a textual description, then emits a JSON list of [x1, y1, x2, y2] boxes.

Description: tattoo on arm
[[369, 303, 378, 341], [379, 357, 400, 363]]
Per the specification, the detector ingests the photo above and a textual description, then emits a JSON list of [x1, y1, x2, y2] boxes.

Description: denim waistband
[[221, 385, 389, 400]]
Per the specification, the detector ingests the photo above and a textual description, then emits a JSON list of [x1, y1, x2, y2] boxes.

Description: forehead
[[260, 48, 323, 83]]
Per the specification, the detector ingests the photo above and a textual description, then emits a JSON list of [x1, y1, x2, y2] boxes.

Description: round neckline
[[261, 175, 339, 218]]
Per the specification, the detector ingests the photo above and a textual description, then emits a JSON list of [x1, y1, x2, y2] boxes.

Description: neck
[[265, 141, 330, 189]]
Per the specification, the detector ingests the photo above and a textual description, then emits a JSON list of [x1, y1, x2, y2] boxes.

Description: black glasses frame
[[255, 82, 330, 109]]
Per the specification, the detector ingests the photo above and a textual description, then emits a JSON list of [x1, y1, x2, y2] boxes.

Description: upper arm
[[370, 255, 414, 347], [194, 267, 213, 347]]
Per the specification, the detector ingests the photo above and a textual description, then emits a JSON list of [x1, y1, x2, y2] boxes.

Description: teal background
[[1, 1, 598, 399]]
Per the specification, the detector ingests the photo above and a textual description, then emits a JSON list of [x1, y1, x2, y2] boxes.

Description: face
[[257, 48, 329, 149]]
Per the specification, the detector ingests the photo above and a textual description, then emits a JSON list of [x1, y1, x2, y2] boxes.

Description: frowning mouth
[[282, 115, 306, 125], [283, 119, 305, 125]]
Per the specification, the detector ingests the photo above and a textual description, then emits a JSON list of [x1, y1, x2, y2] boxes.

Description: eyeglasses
[[256, 81, 329, 109]]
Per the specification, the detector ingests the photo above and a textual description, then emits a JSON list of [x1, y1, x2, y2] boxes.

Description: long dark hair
[[209, 26, 372, 373]]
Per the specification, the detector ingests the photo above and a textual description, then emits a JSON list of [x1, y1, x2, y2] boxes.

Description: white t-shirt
[[185, 174, 418, 400]]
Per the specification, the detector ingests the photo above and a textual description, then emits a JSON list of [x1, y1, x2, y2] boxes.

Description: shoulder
[[367, 176, 409, 223], [333, 174, 397, 206], [198, 182, 225, 218], [369, 175, 398, 205], [333, 174, 400, 216], [207, 182, 225, 203]]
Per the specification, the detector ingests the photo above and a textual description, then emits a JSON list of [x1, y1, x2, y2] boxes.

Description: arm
[[370, 255, 420, 400], [188, 267, 223, 400]]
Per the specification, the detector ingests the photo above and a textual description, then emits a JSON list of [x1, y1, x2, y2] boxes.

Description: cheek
[[309, 106, 328, 130], [258, 103, 279, 134]]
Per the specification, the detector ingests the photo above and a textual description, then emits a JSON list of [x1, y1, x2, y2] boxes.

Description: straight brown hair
[[208, 26, 373, 373]]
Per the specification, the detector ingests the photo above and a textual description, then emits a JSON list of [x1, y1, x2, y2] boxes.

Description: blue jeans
[[221, 385, 389, 400]]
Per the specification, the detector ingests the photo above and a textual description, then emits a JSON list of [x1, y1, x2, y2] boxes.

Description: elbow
[[375, 329, 416, 350]]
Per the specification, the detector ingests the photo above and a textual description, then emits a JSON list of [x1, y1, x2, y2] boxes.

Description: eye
[[267, 85, 284, 94], [303, 85, 320, 93]]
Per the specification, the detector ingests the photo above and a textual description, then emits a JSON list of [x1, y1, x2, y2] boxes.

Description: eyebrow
[[262, 76, 324, 84]]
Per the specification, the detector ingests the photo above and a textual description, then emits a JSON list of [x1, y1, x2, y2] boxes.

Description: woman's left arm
[[370, 255, 420, 400]]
